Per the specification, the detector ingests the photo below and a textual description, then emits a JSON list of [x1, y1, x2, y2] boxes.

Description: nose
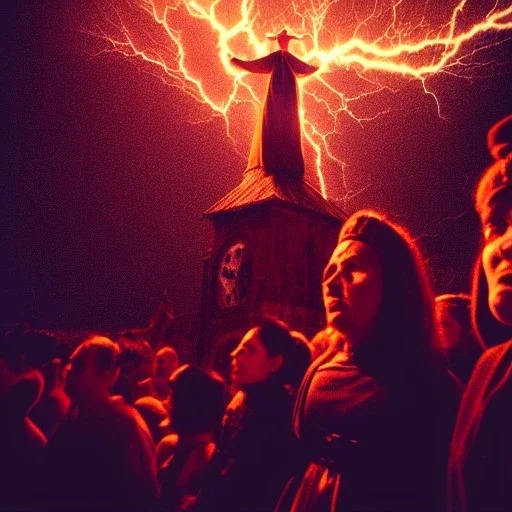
[[498, 234, 512, 260], [323, 267, 341, 295], [230, 345, 242, 360]]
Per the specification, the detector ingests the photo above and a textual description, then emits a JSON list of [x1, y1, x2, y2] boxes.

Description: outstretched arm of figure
[[229, 54, 274, 74], [284, 52, 319, 77]]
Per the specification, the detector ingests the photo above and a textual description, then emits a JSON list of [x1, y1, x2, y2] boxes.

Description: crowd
[[1, 113, 511, 512]]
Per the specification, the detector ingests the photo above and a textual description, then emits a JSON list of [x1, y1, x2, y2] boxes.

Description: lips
[[231, 366, 244, 384], [497, 273, 512, 287]]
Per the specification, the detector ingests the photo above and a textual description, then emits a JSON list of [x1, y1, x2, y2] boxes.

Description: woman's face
[[230, 328, 283, 386], [481, 193, 512, 326], [322, 240, 383, 342], [435, 304, 463, 353]]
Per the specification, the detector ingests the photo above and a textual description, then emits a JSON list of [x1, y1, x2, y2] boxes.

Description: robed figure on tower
[[230, 30, 318, 177]]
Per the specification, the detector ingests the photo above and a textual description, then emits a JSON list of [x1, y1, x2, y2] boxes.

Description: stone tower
[[197, 44, 346, 375]]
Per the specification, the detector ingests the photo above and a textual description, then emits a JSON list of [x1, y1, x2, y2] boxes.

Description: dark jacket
[[43, 396, 158, 511], [279, 345, 460, 512], [448, 340, 512, 512], [158, 434, 216, 512], [194, 378, 302, 512], [0, 371, 47, 511]]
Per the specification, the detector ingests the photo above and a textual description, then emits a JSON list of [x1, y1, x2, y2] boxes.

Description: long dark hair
[[255, 317, 312, 389], [337, 210, 440, 385]]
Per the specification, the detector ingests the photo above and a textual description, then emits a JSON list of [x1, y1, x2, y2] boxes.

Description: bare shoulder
[[109, 396, 152, 438]]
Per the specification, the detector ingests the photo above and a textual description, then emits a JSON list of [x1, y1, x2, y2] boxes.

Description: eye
[[245, 343, 257, 355], [483, 220, 507, 242], [341, 260, 358, 280]]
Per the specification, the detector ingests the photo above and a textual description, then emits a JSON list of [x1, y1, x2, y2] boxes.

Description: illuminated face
[[154, 347, 178, 380], [482, 193, 512, 326], [322, 240, 383, 341], [217, 242, 248, 309], [64, 346, 98, 400], [435, 305, 463, 353], [230, 328, 282, 386]]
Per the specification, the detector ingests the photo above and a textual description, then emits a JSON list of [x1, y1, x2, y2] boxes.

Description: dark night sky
[[2, 1, 512, 330]]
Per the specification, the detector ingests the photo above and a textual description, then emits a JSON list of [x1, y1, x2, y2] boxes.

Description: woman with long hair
[[279, 210, 460, 512], [194, 318, 311, 512], [448, 113, 512, 512]]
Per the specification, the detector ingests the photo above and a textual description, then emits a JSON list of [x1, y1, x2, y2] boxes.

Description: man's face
[[435, 304, 463, 353], [482, 190, 512, 326], [154, 348, 178, 380], [64, 346, 98, 400]]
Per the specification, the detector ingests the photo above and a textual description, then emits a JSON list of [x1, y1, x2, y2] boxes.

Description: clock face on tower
[[217, 241, 249, 309]]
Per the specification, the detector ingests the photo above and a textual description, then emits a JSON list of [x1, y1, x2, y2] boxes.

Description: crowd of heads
[[0, 313, 314, 510], [1, 113, 511, 512]]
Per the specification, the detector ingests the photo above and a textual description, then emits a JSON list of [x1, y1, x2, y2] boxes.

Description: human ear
[[269, 354, 284, 374]]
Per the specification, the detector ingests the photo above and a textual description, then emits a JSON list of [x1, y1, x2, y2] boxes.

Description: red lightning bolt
[[88, 0, 512, 198]]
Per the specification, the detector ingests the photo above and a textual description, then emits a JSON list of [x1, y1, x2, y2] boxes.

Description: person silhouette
[[230, 29, 318, 176]]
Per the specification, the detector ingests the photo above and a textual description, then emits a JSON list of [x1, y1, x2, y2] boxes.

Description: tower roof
[[204, 169, 346, 221]]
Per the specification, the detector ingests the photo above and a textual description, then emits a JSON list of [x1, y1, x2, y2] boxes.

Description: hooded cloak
[[231, 50, 318, 177]]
